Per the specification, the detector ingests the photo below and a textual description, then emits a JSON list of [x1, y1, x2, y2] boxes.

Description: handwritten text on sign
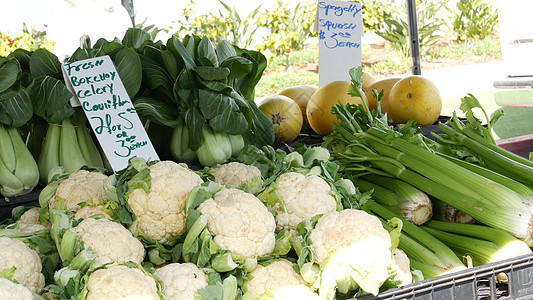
[[62, 56, 159, 171], [317, 0, 363, 86]]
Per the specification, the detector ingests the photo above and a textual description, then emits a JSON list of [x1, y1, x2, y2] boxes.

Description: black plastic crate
[[0, 189, 40, 222], [358, 253, 533, 300]]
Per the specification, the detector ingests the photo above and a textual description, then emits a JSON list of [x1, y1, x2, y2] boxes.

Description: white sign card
[[61, 56, 159, 171], [317, 0, 363, 87]]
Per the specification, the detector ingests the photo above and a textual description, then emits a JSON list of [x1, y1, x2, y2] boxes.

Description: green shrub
[[375, 0, 447, 58], [0, 24, 54, 56], [171, 0, 261, 49], [255, 0, 317, 71], [359, 0, 401, 34], [449, 0, 498, 41]]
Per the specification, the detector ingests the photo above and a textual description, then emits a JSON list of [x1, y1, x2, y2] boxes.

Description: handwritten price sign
[[317, 0, 363, 86], [62, 56, 159, 171]]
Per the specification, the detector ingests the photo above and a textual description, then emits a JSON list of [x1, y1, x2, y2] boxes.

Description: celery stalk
[[375, 204, 466, 280], [387, 225, 446, 268], [371, 159, 533, 246], [355, 179, 398, 207], [371, 203, 465, 270], [408, 259, 456, 279], [364, 128, 529, 209], [431, 198, 475, 224], [424, 220, 532, 265], [438, 123, 533, 184], [458, 124, 533, 169], [364, 174, 432, 225], [437, 152, 533, 197], [423, 226, 497, 266]]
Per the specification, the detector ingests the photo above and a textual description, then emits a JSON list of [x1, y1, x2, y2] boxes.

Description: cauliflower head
[[48, 170, 107, 213], [73, 205, 112, 221], [128, 161, 203, 244], [209, 162, 263, 194], [0, 277, 33, 300], [0, 236, 45, 294], [198, 188, 276, 258], [270, 172, 338, 232], [85, 264, 160, 300], [156, 263, 208, 300], [310, 209, 391, 264], [71, 218, 145, 265], [244, 258, 318, 299], [308, 209, 394, 296], [16, 207, 50, 233]]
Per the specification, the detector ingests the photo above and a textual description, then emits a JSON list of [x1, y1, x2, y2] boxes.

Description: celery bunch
[[324, 67, 533, 248], [354, 174, 433, 225]]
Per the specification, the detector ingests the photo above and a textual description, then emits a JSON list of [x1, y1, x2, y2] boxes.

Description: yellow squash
[[306, 80, 367, 135], [388, 75, 442, 126], [362, 71, 377, 91], [363, 77, 401, 113], [259, 95, 303, 142], [279, 84, 318, 127]]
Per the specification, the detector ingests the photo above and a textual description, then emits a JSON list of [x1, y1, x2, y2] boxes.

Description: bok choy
[[131, 31, 274, 167]]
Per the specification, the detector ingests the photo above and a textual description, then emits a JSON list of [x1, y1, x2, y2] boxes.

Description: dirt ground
[[364, 41, 497, 71], [280, 35, 501, 78]]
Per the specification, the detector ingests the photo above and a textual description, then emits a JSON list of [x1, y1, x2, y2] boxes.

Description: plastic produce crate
[[0, 188, 41, 222], [358, 253, 533, 300], [497, 133, 533, 159]]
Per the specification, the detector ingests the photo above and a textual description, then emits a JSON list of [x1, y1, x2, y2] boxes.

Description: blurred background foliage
[[2, 0, 501, 97]]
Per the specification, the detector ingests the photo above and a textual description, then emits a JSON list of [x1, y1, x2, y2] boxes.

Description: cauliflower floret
[[308, 209, 394, 296], [48, 170, 107, 213], [71, 218, 145, 265], [85, 264, 159, 300], [198, 188, 276, 258], [156, 263, 208, 300], [273, 172, 337, 232], [0, 236, 45, 294], [392, 248, 413, 286], [128, 161, 203, 244], [16, 207, 50, 233], [244, 258, 318, 299], [73, 205, 112, 220], [310, 209, 391, 264], [0, 277, 33, 300], [209, 162, 263, 194]]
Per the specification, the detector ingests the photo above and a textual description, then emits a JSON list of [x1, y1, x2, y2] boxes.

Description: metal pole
[[406, 0, 421, 75], [122, 0, 136, 27]]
